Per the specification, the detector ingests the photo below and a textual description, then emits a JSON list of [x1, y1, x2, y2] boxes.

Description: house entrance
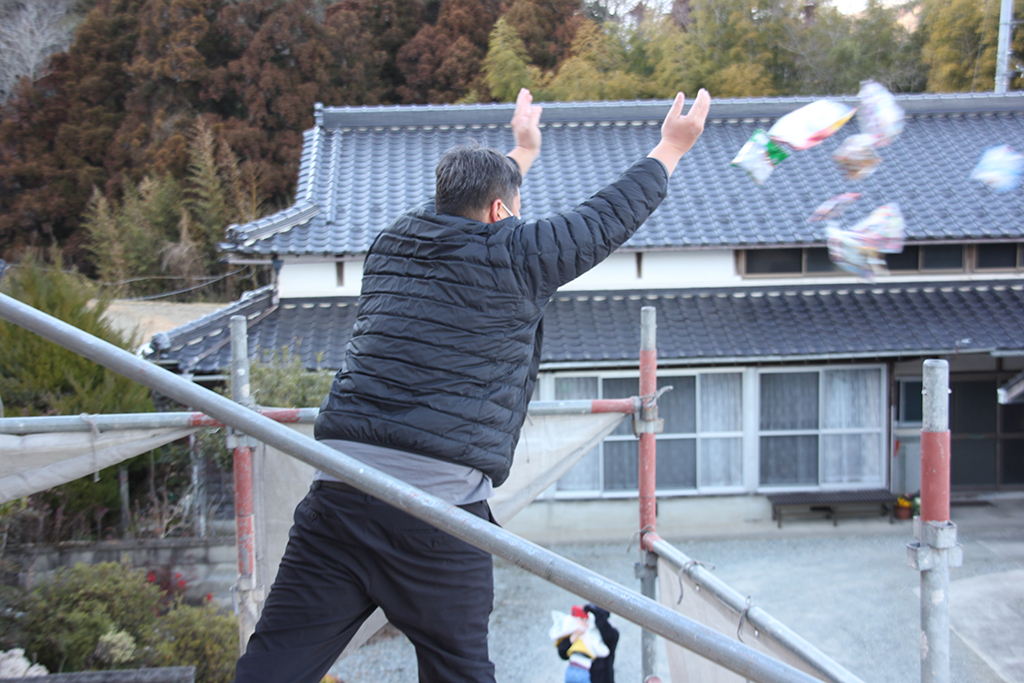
[[950, 377, 1024, 488]]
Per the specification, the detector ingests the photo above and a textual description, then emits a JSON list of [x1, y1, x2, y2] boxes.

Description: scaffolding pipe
[[229, 316, 259, 653], [638, 307, 658, 545], [0, 292, 827, 683], [652, 538, 867, 683], [636, 306, 660, 682], [0, 401, 636, 434], [908, 359, 960, 683]]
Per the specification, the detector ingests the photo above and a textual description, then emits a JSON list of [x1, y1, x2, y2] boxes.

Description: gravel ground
[[330, 498, 1023, 683]]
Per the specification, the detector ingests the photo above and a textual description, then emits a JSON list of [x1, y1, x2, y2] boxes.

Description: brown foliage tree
[[501, 0, 582, 71], [0, 0, 387, 272], [397, 0, 501, 102], [0, 0, 143, 266], [329, 0, 425, 102]]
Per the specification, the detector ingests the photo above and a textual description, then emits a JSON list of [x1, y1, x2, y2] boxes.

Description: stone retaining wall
[[8, 537, 237, 607]]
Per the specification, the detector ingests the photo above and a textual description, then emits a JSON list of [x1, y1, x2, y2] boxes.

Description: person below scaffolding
[[232, 87, 711, 683]]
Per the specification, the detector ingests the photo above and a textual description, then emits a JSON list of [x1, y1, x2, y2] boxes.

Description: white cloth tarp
[[0, 428, 198, 503], [657, 556, 826, 682], [254, 411, 626, 660]]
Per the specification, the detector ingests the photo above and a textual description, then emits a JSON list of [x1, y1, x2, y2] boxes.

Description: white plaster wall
[[559, 249, 740, 291], [276, 248, 1024, 298], [278, 258, 364, 298]]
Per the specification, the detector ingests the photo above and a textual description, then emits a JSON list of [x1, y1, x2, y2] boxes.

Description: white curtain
[[699, 373, 742, 487], [823, 369, 881, 429], [822, 369, 883, 484], [554, 377, 601, 491]]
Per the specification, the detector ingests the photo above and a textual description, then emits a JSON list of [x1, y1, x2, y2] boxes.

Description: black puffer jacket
[[314, 157, 668, 485]]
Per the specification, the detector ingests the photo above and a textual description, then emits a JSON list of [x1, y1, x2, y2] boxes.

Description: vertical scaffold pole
[[230, 316, 259, 655], [637, 306, 659, 682], [907, 359, 961, 683]]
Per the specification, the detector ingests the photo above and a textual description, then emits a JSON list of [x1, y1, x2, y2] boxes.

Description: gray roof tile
[[224, 93, 1024, 256], [148, 280, 1024, 374]]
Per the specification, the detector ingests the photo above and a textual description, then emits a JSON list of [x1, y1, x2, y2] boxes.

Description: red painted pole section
[[920, 431, 951, 523], [639, 318, 658, 548], [591, 398, 640, 414], [920, 359, 951, 525], [233, 445, 256, 578]]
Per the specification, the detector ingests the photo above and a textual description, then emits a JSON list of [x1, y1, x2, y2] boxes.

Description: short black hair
[[435, 144, 522, 219]]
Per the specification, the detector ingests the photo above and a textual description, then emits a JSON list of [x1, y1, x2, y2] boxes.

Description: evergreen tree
[[541, 19, 650, 100], [920, 0, 1023, 92], [655, 0, 799, 97], [483, 17, 535, 101], [83, 120, 263, 299], [501, 0, 582, 71], [0, 252, 151, 416]]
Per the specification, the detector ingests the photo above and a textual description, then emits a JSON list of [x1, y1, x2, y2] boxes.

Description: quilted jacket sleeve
[[513, 157, 669, 300]]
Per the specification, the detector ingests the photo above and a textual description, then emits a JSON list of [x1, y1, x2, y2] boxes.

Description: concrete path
[[330, 493, 1024, 683]]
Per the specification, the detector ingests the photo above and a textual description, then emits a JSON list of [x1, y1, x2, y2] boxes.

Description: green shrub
[[0, 253, 154, 542], [0, 253, 152, 417], [249, 349, 334, 409], [145, 601, 237, 683], [20, 563, 162, 672]]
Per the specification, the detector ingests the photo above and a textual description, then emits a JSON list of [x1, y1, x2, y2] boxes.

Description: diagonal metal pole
[[0, 292, 826, 683]]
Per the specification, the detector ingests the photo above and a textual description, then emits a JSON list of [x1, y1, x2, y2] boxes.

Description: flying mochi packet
[[810, 194, 905, 281], [768, 99, 856, 151], [731, 129, 790, 185], [970, 145, 1024, 193]]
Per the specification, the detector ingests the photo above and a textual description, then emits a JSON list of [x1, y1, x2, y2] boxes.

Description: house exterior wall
[[275, 247, 1024, 300], [538, 353, 1024, 500], [278, 257, 364, 298], [559, 250, 741, 290], [536, 362, 891, 498], [270, 243, 1024, 496]]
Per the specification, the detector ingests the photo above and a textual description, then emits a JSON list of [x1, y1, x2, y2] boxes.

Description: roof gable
[[224, 92, 1024, 256]]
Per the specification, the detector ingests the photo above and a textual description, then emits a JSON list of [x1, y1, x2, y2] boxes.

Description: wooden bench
[[767, 490, 898, 528]]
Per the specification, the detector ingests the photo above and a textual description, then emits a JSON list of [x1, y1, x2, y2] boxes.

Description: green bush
[[145, 601, 237, 683], [0, 253, 155, 542], [249, 349, 334, 409], [0, 253, 152, 417], [20, 563, 162, 672]]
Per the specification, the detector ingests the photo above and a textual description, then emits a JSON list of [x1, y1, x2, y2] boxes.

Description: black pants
[[233, 482, 496, 683]]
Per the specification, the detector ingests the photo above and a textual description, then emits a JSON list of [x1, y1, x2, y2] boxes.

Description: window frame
[[740, 247, 842, 279], [549, 368, 746, 498], [755, 364, 888, 492], [972, 243, 1024, 272]]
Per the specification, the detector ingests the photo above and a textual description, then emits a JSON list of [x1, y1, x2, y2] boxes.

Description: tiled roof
[[223, 92, 1024, 256], [148, 280, 1024, 374]]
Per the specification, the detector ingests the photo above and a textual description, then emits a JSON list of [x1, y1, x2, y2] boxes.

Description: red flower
[[147, 571, 156, 583]]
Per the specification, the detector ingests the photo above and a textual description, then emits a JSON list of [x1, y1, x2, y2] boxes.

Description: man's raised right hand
[[648, 89, 711, 177]]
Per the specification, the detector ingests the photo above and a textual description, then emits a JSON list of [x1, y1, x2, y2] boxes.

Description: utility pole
[[996, 0, 1014, 93]]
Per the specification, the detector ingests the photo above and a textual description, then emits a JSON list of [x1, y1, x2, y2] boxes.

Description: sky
[[834, 0, 870, 14], [832, 0, 907, 15]]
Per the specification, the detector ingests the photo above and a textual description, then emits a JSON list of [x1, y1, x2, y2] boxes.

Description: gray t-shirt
[[314, 439, 494, 506]]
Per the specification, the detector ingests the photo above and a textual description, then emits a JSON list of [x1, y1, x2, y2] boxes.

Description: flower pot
[[895, 506, 912, 520]]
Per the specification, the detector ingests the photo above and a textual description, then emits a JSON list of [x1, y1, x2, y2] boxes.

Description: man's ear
[[484, 198, 504, 224]]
